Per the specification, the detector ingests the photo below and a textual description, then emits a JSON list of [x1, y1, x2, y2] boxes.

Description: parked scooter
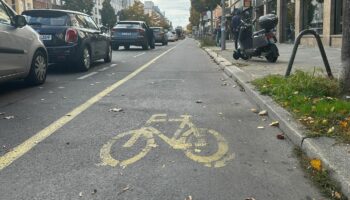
[[233, 8, 279, 63]]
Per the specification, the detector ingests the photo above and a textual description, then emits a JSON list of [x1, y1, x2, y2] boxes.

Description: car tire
[[112, 45, 119, 51], [142, 41, 149, 50], [25, 50, 47, 85], [77, 46, 91, 72], [150, 38, 155, 49], [124, 45, 130, 50], [104, 44, 112, 63]]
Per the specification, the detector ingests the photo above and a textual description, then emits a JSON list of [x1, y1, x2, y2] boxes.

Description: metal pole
[[221, 0, 226, 50]]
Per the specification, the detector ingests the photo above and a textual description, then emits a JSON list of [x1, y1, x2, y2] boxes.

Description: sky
[[141, 0, 190, 29]]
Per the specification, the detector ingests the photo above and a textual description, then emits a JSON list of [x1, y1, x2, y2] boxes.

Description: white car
[[167, 31, 178, 42], [0, 0, 48, 85]]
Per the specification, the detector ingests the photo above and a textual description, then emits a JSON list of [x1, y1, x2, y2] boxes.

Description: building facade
[[227, 0, 343, 48], [5, 0, 33, 14]]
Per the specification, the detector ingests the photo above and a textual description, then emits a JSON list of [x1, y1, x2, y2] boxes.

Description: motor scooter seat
[[253, 29, 266, 36]]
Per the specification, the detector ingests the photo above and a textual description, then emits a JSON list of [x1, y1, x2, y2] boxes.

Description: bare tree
[[341, 0, 350, 93]]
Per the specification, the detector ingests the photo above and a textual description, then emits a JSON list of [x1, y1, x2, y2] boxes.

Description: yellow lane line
[[0, 45, 178, 171]]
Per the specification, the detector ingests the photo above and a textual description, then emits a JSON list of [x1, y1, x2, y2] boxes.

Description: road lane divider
[[77, 72, 98, 80], [0, 45, 178, 171], [133, 52, 146, 58]]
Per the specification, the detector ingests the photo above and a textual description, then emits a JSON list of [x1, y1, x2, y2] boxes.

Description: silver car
[[0, 0, 48, 85]]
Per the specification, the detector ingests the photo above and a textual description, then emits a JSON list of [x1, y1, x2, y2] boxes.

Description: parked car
[[0, 0, 48, 85], [22, 9, 112, 72], [111, 21, 155, 50], [150, 27, 168, 45], [167, 31, 178, 42]]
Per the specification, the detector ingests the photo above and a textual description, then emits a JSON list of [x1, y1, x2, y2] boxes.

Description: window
[[333, 0, 342, 34], [302, 0, 324, 34], [84, 16, 98, 30], [0, 2, 12, 25], [74, 14, 89, 28], [23, 11, 69, 26]]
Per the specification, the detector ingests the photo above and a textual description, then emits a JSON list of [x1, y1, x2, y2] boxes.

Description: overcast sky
[[141, 0, 190, 29]]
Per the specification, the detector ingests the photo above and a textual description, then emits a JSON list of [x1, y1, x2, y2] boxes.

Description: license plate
[[40, 35, 52, 41], [121, 32, 131, 36]]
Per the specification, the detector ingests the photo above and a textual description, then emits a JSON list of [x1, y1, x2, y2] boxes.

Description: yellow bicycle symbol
[[100, 114, 234, 168]]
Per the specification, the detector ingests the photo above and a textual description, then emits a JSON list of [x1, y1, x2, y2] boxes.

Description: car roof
[[22, 9, 89, 16], [118, 21, 145, 24]]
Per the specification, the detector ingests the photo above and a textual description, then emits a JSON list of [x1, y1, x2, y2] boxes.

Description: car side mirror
[[13, 15, 27, 28]]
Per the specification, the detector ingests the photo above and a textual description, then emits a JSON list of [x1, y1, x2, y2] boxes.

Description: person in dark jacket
[[231, 10, 241, 49]]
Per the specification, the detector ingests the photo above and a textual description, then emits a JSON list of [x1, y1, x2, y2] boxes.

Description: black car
[[22, 9, 112, 71], [150, 27, 168, 46], [111, 21, 155, 50]]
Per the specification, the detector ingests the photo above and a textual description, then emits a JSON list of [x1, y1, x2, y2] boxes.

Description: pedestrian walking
[[231, 9, 241, 50]]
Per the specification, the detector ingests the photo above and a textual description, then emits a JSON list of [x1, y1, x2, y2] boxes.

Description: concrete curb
[[203, 47, 350, 197]]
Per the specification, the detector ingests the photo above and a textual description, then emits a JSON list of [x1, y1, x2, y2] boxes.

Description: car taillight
[[137, 29, 145, 34], [111, 28, 117, 33], [65, 28, 78, 43]]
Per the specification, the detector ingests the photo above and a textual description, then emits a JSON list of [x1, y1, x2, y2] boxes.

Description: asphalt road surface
[[0, 39, 324, 200]]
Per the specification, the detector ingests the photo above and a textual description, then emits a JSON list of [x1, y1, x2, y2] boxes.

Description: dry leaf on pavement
[[269, 121, 279, 127], [310, 159, 322, 171], [109, 108, 123, 112], [245, 198, 256, 200], [276, 134, 285, 140], [78, 192, 83, 197], [250, 108, 258, 113], [257, 126, 265, 129], [195, 100, 203, 104], [258, 110, 268, 116], [185, 196, 192, 200]]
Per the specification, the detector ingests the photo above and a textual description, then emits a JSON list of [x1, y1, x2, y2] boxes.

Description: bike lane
[[0, 39, 323, 200]]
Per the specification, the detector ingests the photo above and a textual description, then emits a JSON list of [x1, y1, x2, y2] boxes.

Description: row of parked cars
[[1, 0, 178, 86]]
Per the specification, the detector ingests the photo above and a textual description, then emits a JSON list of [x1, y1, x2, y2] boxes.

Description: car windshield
[[116, 23, 140, 29], [23, 12, 69, 26]]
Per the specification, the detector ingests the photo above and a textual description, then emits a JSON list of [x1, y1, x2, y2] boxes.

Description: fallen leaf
[[194, 149, 201, 153], [330, 106, 335, 112], [232, 85, 237, 88], [0, 112, 5, 115], [334, 191, 342, 199], [3, 116, 14, 120], [340, 121, 348, 129], [250, 108, 258, 113], [79, 192, 83, 197], [269, 121, 279, 127], [41, 99, 45, 101], [118, 185, 131, 195], [310, 159, 322, 171], [293, 91, 299, 95], [58, 86, 65, 89], [245, 197, 256, 200], [48, 91, 54, 94], [276, 134, 285, 140], [258, 110, 268, 116], [195, 100, 203, 104], [327, 126, 335, 134], [218, 112, 223, 116], [185, 196, 192, 200], [221, 82, 228, 86], [257, 126, 265, 129], [109, 108, 123, 112], [92, 189, 97, 195]]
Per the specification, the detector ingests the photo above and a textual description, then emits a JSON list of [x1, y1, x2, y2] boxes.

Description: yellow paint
[[100, 114, 234, 168], [0, 46, 178, 171]]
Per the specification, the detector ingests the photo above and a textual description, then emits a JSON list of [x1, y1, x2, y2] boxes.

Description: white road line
[[98, 67, 110, 72], [77, 72, 98, 80], [110, 64, 117, 67], [133, 52, 146, 58]]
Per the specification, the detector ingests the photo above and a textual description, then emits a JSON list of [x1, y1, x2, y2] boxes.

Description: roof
[[22, 9, 89, 16]]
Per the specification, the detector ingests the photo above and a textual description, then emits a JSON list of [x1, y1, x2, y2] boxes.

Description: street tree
[[189, 7, 200, 28], [341, 0, 350, 93], [63, 0, 94, 15], [205, 0, 221, 33], [191, 0, 207, 33], [101, 0, 116, 29], [119, 1, 150, 24]]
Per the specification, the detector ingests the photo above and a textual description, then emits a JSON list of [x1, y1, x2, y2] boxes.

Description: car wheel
[[150, 38, 155, 49], [77, 46, 91, 72], [142, 41, 149, 50], [112, 45, 119, 50], [124, 45, 130, 50], [25, 50, 47, 85], [104, 44, 112, 63]]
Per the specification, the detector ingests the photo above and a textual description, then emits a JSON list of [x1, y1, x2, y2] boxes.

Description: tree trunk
[[341, 0, 350, 93]]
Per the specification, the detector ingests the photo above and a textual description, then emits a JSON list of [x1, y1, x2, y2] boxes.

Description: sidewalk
[[211, 41, 343, 80], [203, 41, 350, 197]]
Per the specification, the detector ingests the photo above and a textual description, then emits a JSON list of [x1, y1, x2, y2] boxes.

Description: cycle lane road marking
[[0, 45, 179, 171], [77, 72, 98, 80]]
